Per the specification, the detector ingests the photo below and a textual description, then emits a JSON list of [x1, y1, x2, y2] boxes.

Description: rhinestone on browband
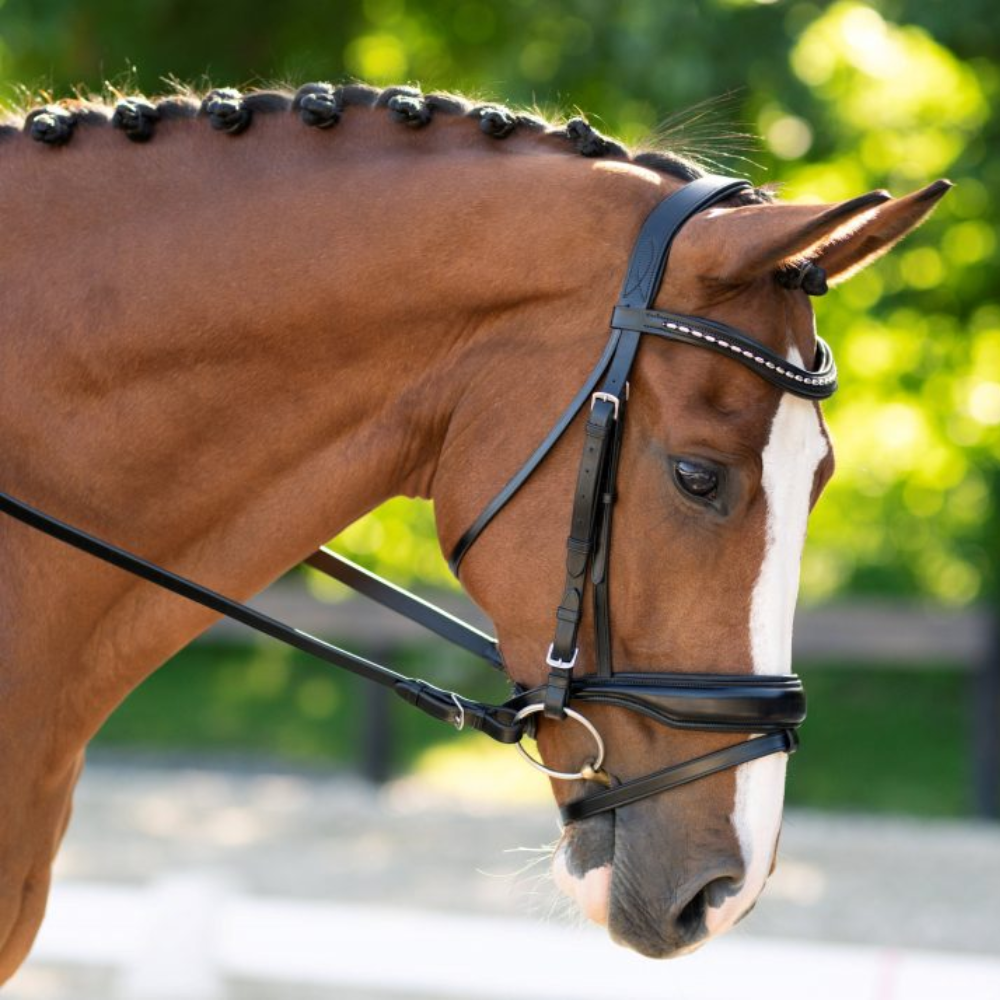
[[656, 318, 837, 387], [607, 303, 837, 401]]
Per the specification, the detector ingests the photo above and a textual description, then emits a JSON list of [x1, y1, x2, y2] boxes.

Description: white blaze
[[706, 347, 829, 935]]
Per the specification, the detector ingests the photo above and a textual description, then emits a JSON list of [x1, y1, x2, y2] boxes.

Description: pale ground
[[7, 754, 1000, 1000]]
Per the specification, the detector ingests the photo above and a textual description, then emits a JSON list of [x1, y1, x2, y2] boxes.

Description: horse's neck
[[0, 113, 667, 754]]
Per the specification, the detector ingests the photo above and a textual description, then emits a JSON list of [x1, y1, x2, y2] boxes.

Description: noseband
[[0, 175, 835, 825]]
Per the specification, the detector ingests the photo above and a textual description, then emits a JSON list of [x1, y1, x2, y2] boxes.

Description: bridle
[[0, 174, 835, 825], [451, 174, 833, 821]]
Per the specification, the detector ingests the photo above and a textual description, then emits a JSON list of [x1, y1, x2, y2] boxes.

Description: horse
[[0, 82, 948, 975]]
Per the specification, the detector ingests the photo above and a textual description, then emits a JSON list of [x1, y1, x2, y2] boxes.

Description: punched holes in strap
[[583, 328, 638, 679], [544, 400, 617, 718], [590, 387, 627, 677], [543, 329, 640, 718]]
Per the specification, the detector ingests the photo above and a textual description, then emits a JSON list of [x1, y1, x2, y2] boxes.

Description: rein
[[0, 174, 834, 824]]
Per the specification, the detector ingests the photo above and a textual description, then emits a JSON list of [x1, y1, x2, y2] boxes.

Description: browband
[[612, 307, 837, 400]]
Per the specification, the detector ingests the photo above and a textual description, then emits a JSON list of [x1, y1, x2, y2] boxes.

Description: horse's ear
[[809, 179, 953, 284], [691, 180, 951, 288]]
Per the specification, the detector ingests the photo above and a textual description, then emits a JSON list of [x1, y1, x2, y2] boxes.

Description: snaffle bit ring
[[513, 704, 606, 780]]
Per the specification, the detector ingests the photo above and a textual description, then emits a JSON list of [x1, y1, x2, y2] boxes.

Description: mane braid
[[0, 81, 769, 201]]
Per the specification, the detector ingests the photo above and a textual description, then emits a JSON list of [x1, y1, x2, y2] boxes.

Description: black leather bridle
[[0, 174, 835, 824]]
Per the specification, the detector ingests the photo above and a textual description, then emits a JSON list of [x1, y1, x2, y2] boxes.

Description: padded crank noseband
[[513, 672, 807, 735], [0, 174, 837, 827]]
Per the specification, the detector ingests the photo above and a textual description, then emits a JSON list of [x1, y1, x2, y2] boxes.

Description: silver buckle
[[590, 392, 620, 420], [546, 643, 578, 670], [450, 693, 465, 731]]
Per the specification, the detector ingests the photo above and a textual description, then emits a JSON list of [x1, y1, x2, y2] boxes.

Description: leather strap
[[590, 383, 626, 677], [514, 671, 806, 733], [543, 400, 615, 718], [613, 307, 838, 400], [618, 176, 752, 308], [0, 489, 523, 744], [305, 547, 502, 668], [560, 730, 798, 823], [548, 331, 640, 663], [448, 329, 623, 573], [543, 329, 641, 716]]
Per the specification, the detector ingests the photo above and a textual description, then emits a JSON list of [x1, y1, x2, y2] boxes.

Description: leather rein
[[0, 174, 835, 825]]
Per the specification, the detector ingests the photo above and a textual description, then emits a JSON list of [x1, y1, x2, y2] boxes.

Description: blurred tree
[[1, 0, 995, 605]]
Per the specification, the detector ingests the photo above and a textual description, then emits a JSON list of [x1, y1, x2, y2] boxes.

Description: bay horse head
[[0, 83, 948, 978], [430, 157, 950, 956]]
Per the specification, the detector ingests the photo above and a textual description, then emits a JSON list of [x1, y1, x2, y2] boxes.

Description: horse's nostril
[[608, 868, 746, 958], [702, 875, 741, 911], [676, 876, 740, 940], [675, 885, 708, 939]]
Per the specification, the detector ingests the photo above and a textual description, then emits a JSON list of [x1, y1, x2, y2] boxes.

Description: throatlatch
[[0, 174, 834, 824]]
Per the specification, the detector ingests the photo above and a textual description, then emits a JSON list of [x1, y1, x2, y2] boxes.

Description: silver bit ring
[[513, 704, 606, 780]]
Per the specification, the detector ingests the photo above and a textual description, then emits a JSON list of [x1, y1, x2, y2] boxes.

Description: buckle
[[590, 383, 629, 421], [450, 693, 466, 731], [546, 643, 578, 669], [590, 392, 620, 420]]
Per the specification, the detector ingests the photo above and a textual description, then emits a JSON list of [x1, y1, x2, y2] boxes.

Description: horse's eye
[[673, 460, 719, 501]]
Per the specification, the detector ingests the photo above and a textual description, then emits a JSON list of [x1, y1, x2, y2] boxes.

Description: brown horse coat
[[0, 86, 948, 972]]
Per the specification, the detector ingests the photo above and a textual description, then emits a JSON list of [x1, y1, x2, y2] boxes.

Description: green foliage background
[[1, 0, 996, 606]]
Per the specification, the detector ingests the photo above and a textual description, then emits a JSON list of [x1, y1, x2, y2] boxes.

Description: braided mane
[[1, 81, 767, 198]]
